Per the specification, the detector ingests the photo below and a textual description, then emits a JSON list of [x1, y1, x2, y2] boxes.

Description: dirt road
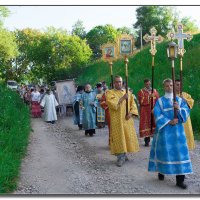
[[14, 116, 200, 194]]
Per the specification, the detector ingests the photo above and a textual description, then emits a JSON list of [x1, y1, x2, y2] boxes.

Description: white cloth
[[40, 93, 59, 121], [31, 91, 41, 102], [164, 92, 173, 99]]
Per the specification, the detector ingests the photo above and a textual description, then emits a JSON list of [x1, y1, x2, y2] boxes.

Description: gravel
[[13, 116, 200, 194]]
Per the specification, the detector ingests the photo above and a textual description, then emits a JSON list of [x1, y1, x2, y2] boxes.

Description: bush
[[0, 84, 31, 193]]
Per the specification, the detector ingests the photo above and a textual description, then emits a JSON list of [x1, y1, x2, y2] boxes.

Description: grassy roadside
[[77, 34, 200, 140], [0, 83, 31, 193]]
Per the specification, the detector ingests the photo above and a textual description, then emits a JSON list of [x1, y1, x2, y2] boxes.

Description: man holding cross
[[148, 79, 192, 189], [138, 79, 159, 146], [140, 27, 163, 146]]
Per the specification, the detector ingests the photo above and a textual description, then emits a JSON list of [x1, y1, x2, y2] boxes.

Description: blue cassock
[[81, 91, 97, 130], [148, 95, 193, 175], [73, 92, 83, 125]]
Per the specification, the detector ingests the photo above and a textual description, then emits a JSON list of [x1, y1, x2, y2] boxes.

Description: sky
[[3, 6, 200, 33]]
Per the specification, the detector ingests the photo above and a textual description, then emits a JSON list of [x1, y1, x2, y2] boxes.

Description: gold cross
[[143, 27, 163, 56]]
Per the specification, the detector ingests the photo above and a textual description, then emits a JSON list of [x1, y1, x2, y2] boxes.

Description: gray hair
[[114, 75, 122, 81], [163, 78, 172, 85]]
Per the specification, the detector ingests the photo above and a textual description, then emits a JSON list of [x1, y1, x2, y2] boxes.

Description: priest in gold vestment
[[106, 76, 140, 167], [175, 79, 195, 150]]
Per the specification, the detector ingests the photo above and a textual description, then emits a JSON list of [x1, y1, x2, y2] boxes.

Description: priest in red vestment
[[138, 79, 159, 146]]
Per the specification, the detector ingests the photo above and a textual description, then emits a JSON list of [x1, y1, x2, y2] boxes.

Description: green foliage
[[0, 83, 31, 193], [180, 17, 199, 33], [134, 6, 200, 47], [72, 20, 87, 39], [0, 29, 18, 61], [0, 6, 10, 27], [77, 34, 200, 140], [134, 6, 175, 36], [86, 24, 119, 59], [2, 28, 92, 83]]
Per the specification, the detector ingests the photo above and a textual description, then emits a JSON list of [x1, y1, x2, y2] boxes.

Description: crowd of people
[[15, 76, 195, 190], [17, 85, 59, 124], [73, 76, 195, 190]]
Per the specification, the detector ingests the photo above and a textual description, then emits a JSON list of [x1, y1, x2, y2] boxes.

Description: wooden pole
[[124, 57, 129, 116], [109, 61, 114, 89], [180, 56, 183, 96], [172, 60, 177, 119], [150, 56, 155, 134]]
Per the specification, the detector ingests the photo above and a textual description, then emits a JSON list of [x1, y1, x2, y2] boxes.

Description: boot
[[116, 154, 125, 167], [85, 130, 88, 136], [89, 132, 93, 137], [158, 173, 165, 181], [78, 124, 82, 130], [144, 137, 150, 147], [176, 175, 187, 189]]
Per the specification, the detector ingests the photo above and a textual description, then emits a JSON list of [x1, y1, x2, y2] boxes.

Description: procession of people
[[13, 23, 196, 192], [15, 69, 195, 191]]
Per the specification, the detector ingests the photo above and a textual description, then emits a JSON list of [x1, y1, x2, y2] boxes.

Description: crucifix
[[143, 27, 163, 133], [168, 23, 193, 95]]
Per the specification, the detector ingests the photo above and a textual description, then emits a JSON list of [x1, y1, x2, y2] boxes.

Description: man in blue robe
[[73, 86, 84, 130], [80, 84, 97, 137], [148, 79, 192, 189]]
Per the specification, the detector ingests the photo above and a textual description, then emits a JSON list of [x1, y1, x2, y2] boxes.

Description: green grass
[[77, 34, 200, 140], [0, 84, 31, 193]]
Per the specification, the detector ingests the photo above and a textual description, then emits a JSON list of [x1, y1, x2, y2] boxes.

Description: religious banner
[[117, 34, 135, 115], [101, 42, 118, 88], [118, 34, 135, 57], [101, 42, 118, 61]]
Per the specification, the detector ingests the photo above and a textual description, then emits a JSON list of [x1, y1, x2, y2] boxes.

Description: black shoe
[[116, 158, 125, 167], [144, 137, 150, 147], [176, 182, 187, 189], [158, 173, 165, 181], [85, 132, 88, 136], [89, 133, 93, 137]]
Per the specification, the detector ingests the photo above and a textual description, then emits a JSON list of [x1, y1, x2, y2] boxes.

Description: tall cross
[[143, 27, 163, 56], [168, 23, 193, 55]]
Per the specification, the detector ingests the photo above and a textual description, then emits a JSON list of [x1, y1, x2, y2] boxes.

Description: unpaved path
[[14, 116, 200, 194]]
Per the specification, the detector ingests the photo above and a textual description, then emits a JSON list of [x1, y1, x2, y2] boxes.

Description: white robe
[[40, 93, 59, 122]]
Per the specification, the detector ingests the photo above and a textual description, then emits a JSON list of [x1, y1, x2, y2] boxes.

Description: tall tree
[[9, 28, 92, 83], [117, 26, 138, 38], [134, 6, 176, 47], [134, 6, 175, 36], [180, 17, 199, 33], [0, 7, 18, 81], [72, 20, 86, 39], [0, 6, 10, 27], [86, 24, 119, 59]]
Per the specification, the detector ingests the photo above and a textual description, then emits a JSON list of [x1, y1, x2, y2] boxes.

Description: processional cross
[[143, 27, 163, 56], [143, 27, 163, 134], [168, 23, 193, 95], [168, 23, 192, 56]]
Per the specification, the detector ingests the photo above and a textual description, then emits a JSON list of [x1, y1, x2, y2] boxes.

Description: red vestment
[[138, 88, 159, 137]]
